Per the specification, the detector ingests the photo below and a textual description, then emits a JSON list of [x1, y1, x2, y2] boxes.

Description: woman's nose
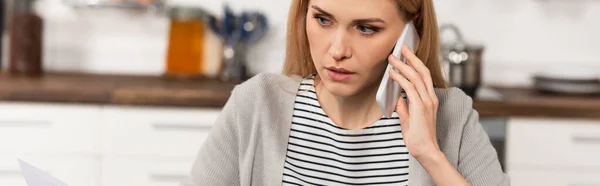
[[328, 31, 352, 61]]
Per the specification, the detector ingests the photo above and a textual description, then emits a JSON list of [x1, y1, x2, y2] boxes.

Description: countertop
[[0, 72, 236, 108], [474, 86, 600, 119], [1, 72, 599, 119]]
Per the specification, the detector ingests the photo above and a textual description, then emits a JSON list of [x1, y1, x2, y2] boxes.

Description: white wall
[[434, 0, 600, 86], [32, 0, 600, 86]]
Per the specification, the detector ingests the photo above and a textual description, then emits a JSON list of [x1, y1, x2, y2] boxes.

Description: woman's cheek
[[358, 43, 388, 70], [306, 24, 329, 62]]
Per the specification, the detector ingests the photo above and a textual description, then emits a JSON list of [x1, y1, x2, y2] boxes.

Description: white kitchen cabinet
[[100, 106, 220, 158], [0, 102, 101, 155], [507, 117, 600, 186], [100, 157, 195, 186], [510, 169, 600, 186], [0, 102, 221, 186], [507, 118, 600, 168], [0, 154, 100, 186]]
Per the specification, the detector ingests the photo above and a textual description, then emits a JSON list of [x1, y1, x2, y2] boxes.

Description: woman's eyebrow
[[353, 18, 385, 24], [311, 5, 334, 18], [310, 5, 385, 24]]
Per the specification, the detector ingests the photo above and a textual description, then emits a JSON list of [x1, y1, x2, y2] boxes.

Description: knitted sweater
[[181, 73, 510, 186]]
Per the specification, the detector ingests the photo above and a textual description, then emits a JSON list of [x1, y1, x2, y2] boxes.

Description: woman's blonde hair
[[282, 0, 448, 88]]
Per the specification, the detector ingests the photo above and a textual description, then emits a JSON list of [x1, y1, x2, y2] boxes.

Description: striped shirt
[[282, 76, 410, 186]]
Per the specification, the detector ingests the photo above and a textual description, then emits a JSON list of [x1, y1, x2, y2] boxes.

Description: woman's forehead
[[308, 0, 401, 21]]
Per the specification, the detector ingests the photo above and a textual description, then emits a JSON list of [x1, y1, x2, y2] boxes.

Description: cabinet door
[[0, 155, 99, 186], [510, 169, 600, 186], [101, 106, 220, 157], [101, 157, 194, 186], [507, 118, 600, 168], [0, 102, 100, 154]]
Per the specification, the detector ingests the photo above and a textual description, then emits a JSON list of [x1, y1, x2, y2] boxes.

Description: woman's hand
[[387, 45, 440, 162], [388, 45, 470, 186]]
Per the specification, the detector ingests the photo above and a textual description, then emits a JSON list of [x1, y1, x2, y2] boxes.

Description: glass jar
[[165, 6, 207, 78], [9, 0, 43, 76]]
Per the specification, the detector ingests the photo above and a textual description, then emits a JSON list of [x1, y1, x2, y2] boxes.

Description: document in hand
[[18, 159, 68, 186]]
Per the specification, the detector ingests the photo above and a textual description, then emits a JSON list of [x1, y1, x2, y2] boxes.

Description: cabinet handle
[[0, 120, 52, 128], [152, 123, 212, 131], [149, 174, 188, 182], [572, 135, 600, 144], [569, 184, 600, 186]]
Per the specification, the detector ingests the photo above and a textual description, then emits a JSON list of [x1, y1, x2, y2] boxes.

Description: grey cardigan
[[181, 73, 510, 186]]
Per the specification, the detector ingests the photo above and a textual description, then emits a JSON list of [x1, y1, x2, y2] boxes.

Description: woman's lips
[[326, 67, 355, 82]]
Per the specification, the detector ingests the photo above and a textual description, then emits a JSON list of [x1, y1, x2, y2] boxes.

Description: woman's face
[[306, 0, 407, 97]]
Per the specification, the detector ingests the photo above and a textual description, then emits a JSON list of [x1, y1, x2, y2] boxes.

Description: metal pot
[[440, 24, 484, 97]]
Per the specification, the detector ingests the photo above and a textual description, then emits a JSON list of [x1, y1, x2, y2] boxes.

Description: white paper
[[18, 159, 68, 186]]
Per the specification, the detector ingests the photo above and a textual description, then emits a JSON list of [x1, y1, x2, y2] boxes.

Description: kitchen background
[[0, 0, 598, 186], [28, 0, 600, 86]]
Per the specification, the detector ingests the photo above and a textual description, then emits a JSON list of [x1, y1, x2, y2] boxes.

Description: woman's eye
[[315, 16, 331, 26], [358, 25, 378, 35]]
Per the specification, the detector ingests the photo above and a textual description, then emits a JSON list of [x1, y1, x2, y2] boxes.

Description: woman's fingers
[[401, 45, 439, 111], [388, 52, 432, 109]]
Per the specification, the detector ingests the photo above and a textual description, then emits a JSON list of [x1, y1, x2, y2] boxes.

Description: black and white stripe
[[282, 76, 410, 186]]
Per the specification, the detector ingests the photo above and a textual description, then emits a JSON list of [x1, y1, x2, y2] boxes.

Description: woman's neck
[[315, 79, 383, 130]]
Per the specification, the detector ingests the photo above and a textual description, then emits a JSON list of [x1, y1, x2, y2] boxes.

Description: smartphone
[[375, 22, 420, 117]]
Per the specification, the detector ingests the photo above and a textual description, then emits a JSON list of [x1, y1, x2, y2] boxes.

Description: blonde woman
[[182, 0, 509, 185]]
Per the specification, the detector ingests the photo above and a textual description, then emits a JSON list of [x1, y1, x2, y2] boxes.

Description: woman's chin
[[321, 81, 360, 98]]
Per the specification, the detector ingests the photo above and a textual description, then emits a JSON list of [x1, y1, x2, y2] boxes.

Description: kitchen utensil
[[207, 5, 237, 45], [207, 5, 269, 82], [440, 24, 484, 97], [207, 5, 241, 82], [222, 11, 267, 82], [237, 12, 268, 45], [533, 68, 600, 95]]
